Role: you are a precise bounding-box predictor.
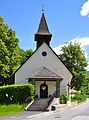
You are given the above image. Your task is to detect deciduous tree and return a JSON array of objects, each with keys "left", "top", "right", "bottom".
[
  {"left": 0, "top": 16, "right": 21, "bottom": 85},
  {"left": 19, "top": 48, "right": 33, "bottom": 65},
  {"left": 59, "top": 42, "right": 88, "bottom": 90}
]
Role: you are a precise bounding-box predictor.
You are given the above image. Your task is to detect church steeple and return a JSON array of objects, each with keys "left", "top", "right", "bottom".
[{"left": 35, "top": 9, "right": 52, "bottom": 49}]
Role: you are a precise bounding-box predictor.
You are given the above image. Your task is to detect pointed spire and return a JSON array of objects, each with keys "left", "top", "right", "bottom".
[
  {"left": 37, "top": 12, "right": 51, "bottom": 35},
  {"left": 34, "top": 4, "right": 52, "bottom": 49}
]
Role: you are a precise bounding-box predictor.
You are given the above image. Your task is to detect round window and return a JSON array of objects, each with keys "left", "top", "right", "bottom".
[{"left": 42, "top": 51, "right": 47, "bottom": 57}]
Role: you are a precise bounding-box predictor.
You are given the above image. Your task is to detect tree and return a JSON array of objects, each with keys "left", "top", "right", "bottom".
[
  {"left": 81, "top": 74, "right": 89, "bottom": 96},
  {"left": 19, "top": 48, "right": 33, "bottom": 65},
  {"left": 59, "top": 42, "right": 88, "bottom": 90},
  {"left": 0, "top": 16, "right": 21, "bottom": 85}
]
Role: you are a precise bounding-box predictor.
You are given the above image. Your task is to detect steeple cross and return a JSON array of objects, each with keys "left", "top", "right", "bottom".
[{"left": 42, "top": 0, "right": 44, "bottom": 13}]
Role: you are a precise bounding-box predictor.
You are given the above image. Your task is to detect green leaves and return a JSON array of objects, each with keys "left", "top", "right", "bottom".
[
  {"left": 0, "top": 16, "right": 4, "bottom": 23},
  {"left": 0, "top": 84, "right": 34, "bottom": 104},
  {"left": 19, "top": 48, "right": 33, "bottom": 65},
  {"left": 0, "top": 16, "right": 33, "bottom": 85},
  {"left": 59, "top": 42, "right": 88, "bottom": 90},
  {"left": 0, "top": 16, "right": 21, "bottom": 85}
]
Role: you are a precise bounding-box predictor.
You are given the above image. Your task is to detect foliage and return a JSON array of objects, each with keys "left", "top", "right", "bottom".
[
  {"left": 19, "top": 48, "right": 33, "bottom": 65},
  {"left": 0, "top": 16, "right": 33, "bottom": 85},
  {"left": 60, "top": 90, "right": 68, "bottom": 104},
  {"left": 0, "top": 104, "right": 24, "bottom": 116},
  {"left": 80, "top": 76, "right": 89, "bottom": 97},
  {"left": 0, "top": 84, "right": 34, "bottom": 104},
  {"left": 72, "top": 91, "right": 86, "bottom": 103},
  {"left": 0, "top": 16, "right": 21, "bottom": 85},
  {"left": 59, "top": 42, "right": 88, "bottom": 90}
]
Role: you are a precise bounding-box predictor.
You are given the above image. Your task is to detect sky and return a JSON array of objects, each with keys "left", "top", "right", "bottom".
[{"left": 0, "top": 0, "right": 89, "bottom": 70}]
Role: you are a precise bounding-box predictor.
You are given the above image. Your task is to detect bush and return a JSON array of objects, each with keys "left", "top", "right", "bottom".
[
  {"left": 60, "top": 90, "right": 68, "bottom": 104},
  {"left": 81, "top": 86, "right": 89, "bottom": 98},
  {"left": 0, "top": 84, "right": 34, "bottom": 104},
  {"left": 72, "top": 91, "right": 86, "bottom": 103}
]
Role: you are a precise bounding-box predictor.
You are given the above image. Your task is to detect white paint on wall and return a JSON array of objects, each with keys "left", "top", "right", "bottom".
[{"left": 15, "top": 43, "right": 73, "bottom": 91}]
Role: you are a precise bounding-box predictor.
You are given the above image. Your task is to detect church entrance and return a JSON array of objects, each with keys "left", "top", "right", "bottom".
[{"left": 40, "top": 82, "right": 48, "bottom": 98}]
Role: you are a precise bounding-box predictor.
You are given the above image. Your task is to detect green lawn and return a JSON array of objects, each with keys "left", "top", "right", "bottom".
[{"left": 0, "top": 104, "right": 25, "bottom": 117}]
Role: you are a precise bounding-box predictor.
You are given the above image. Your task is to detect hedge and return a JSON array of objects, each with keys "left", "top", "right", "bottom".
[{"left": 0, "top": 84, "right": 34, "bottom": 104}]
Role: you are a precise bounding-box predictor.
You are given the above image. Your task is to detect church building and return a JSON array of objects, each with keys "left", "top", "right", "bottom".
[{"left": 15, "top": 10, "right": 73, "bottom": 110}]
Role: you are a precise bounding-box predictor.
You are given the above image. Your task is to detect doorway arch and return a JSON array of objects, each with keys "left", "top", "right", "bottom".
[{"left": 40, "top": 82, "right": 48, "bottom": 98}]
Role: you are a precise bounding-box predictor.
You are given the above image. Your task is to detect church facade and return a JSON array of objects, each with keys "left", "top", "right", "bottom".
[{"left": 15, "top": 11, "right": 73, "bottom": 101}]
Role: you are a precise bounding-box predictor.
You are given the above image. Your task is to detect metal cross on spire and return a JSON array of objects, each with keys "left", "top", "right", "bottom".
[{"left": 42, "top": 0, "right": 44, "bottom": 13}]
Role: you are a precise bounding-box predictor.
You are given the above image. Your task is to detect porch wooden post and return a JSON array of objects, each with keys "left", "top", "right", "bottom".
[
  {"left": 56, "top": 80, "right": 60, "bottom": 98},
  {"left": 31, "top": 79, "right": 36, "bottom": 95}
]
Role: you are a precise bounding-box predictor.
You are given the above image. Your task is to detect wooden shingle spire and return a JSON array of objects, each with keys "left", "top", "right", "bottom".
[{"left": 35, "top": 5, "right": 52, "bottom": 49}]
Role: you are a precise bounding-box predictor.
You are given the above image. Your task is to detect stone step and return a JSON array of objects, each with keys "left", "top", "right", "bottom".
[{"left": 26, "top": 98, "right": 49, "bottom": 111}]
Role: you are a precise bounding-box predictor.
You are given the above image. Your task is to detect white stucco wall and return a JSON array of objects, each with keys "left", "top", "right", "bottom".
[{"left": 15, "top": 43, "right": 73, "bottom": 91}]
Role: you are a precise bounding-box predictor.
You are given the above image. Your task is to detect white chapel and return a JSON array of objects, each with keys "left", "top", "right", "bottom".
[{"left": 15, "top": 10, "right": 73, "bottom": 111}]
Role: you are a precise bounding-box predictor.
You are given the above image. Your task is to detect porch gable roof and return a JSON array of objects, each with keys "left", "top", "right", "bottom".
[{"left": 29, "top": 67, "right": 63, "bottom": 80}]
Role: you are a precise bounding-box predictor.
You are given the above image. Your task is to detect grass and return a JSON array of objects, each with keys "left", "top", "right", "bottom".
[{"left": 0, "top": 104, "right": 25, "bottom": 117}]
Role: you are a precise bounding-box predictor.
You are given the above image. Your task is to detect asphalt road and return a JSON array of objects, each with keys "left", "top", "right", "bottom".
[{"left": 0, "top": 99, "right": 89, "bottom": 120}]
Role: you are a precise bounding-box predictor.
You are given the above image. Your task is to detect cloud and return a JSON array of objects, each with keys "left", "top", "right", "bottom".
[
  {"left": 53, "top": 44, "right": 64, "bottom": 55},
  {"left": 66, "top": 37, "right": 89, "bottom": 47},
  {"left": 54, "top": 37, "right": 89, "bottom": 55},
  {"left": 80, "top": 0, "right": 89, "bottom": 16},
  {"left": 53, "top": 37, "right": 89, "bottom": 71}
]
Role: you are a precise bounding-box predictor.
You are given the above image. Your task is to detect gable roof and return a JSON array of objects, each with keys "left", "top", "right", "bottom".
[
  {"left": 14, "top": 42, "right": 74, "bottom": 79},
  {"left": 29, "top": 67, "right": 63, "bottom": 80}
]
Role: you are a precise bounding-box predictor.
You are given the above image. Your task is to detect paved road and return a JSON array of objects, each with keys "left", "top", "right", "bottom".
[{"left": 0, "top": 99, "right": 89, "bottom": 120}]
